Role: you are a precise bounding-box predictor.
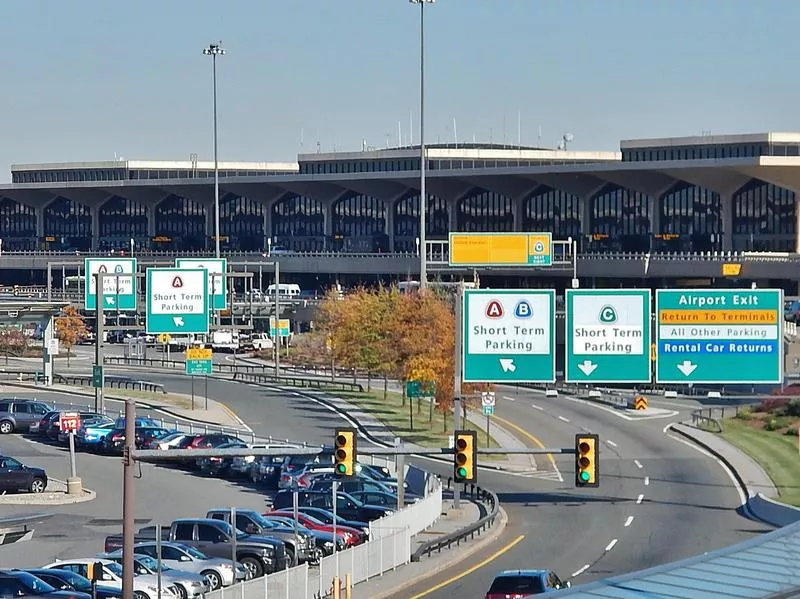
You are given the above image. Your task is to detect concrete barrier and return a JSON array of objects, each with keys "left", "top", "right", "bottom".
[{"left": 747, "top": 493, "right": 800, "bottom": 527}]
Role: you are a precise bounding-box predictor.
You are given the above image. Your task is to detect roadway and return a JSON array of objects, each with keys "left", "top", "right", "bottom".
[{"left": 400, "top": 388, "right": 773, "bottom": 598}]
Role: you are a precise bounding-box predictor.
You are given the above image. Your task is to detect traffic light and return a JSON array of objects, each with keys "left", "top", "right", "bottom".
[
  {"left": 453, "top": 430, "right": 477, "bottom": 483},
  {"left": 334, "top": 428, "right": 357, "bottom": 477},
  {"left": 575, "top": 434, "right": 599, "bottom": 487}
]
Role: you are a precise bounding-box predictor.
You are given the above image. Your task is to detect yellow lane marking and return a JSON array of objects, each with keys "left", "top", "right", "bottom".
[
  {"left": 492, "top": 414, "right": 558, "bottom": 468},
  {"left": 407, "top": 534, "right": 526, "bottom": 599}
]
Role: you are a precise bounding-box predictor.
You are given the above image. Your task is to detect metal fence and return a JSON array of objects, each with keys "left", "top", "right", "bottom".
[
  {"left": 203, "top": 563, "right": 311, "bottom": 599},
  {"left": 370, "top": 475, "right": 442, "bottom": 539}
]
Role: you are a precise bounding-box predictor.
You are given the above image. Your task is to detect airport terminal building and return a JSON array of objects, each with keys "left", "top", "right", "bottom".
[{"left": 2, "top": 132, "right": 799, "bottom": 258}]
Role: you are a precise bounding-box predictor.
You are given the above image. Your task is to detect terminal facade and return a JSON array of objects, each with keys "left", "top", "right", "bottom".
[{"left": 1, "top": 132, "right": 799, "bottom": 258}]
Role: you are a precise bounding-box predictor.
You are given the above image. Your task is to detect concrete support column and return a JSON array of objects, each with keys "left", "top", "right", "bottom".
[
  {"left": 581, "top": 195, "right": 593, "bottom": 237},
  {"left": 513, "top": 196, "right": 526, "bottom": 231},
  {"left": 386, "top": 201, "right": 395, "bottom": 252},
  {"left": 650, "top": 195, "right": 661, "bottom": 237},
  {"left": 323, "top": 200, "right": 334, "bottom": 251},
  {"left": 448, "top": 199, "right": 459, "bottom": 233},
  {"left": 720, "top": 193, "right": 733, "bottom": 252},
  {"left": 36, "top": 209, "right": 45, "bottom": 240},
  {"left": 205, "top": 207, "right": 214, "bottom": 251},
  {"left": 147, "top": 208, "right": 156, "bottom": 239},
  {"left": 91, "top": 207, "right": 100, "bottom": 251},
  {"left": 263, "top": 206, "right": 272, "bottom": 250}
]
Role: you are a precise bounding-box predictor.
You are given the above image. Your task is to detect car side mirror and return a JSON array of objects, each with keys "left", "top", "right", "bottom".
[{"left": 180, "top": 555, "right": 191, "bottom": 562}]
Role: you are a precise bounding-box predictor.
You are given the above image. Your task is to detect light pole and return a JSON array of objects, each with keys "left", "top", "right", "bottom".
[
  {"left": 203, "top": 41, "right": 225, "bottom": 259},
  {"left": 410, "top": 0, "right": 434, "bottom": 290}
]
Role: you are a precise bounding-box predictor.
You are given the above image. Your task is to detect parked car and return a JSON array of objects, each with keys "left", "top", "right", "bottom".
[
  {"left": 0, "top": 455, "right": 47, "bottom": 493},
  {"left": 30, "top": 411, "right": 59, "bottom": 435},
  {"left": 41, "top": 559, "right": 180, "bottom": 599},
  {"left": 265, "top": 510, "right": 364, "bottom": 546},
  {"left": 76, "top": 422, "right": 115, "bottom": 450},
  {"left": 198, "top": 441, "right": 248, "bottom": 477},
  {"left": 274, "top": 507, "right": 370, "bottom": 539},
  {"left": 260, "top": 515, "right": 341, "bottom": 555},
  {"left": 147, "top": 432, "right": 191, "bottom": 450},
  {"left": 271, "top": 489, "right": 392, "bottom": 522},
  {"left": 98, "top": 551, "right": 209, "bottom": 599},
  {"left": 57, "top": 413, "right": 112, "bottom": 444},
  {"left": 24, "top": 569, "right": 120, "bottom": 599},
  {"left": 0, "top": 399, "right": 53, "bottom": 434},
  {"left": 485, "top": 569, "right": 570, "bottom": 598},
  {"left": 130, "top": 542, "right": 246, "bottom": 590},
  {"left": 0, "top": 569, "right": 89, "bottom": 599}
]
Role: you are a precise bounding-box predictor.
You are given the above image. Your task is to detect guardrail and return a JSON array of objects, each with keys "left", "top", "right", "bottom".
[
  {"left": 102, "top": 357, "right": 364, "bottom": 392},
  {"left": 411, "top": 480, "right": 499, "bottom": 562},
  {"left": 57, "top": 373, "right": 167, "bottom": 394}
]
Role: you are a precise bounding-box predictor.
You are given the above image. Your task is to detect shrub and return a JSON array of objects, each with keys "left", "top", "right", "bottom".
[
  {"left": 765, "top": 419, "right": 781, "bottom": 431},
  {"left": 735, "top": 407, "right": 752, "bottom": 420},
  {"left": 756, "top": 397, "right": 789, "bottom": 414},
  {"left": 788, "top": 398, "right": 800, "bottom": 418},
  {"left": 784, "top": 427, "right": 798, "bottom": 437}
]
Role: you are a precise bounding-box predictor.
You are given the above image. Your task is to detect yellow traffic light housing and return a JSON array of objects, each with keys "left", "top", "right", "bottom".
[
  {"left": 454, "top": 430, "right": 477, "bottom": 483},
  {"left": 334, "top": 428, "right": 357, "bottom": 477},
  {"left": 575, "top": 434, "right": 599, "bottom": 487}
]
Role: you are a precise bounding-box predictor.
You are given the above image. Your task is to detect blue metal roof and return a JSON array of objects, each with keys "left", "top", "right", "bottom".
[{"left": 545, "top": 520, "right": 800, "bottom": 598}]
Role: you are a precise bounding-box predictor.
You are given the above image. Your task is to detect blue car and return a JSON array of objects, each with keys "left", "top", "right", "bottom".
[
  {"left": 76, "top": 421, "right": 115, "bottom": 450},
  {"left": 485, "top": 570, "right": 570, "bottom": 598}
]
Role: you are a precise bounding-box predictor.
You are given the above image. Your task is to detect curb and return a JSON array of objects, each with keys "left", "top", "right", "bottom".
[
  {"left": 668, "top": 423, "right": 772, "bottom": 525},
  {"left": 0, "top": 478, "right": 96, "bottom": 506},
  {"left": 369, "top": 505, "right": 509, "bottom": 599}
]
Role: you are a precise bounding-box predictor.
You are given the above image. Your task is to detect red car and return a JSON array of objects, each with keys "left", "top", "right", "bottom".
[{"left": 264, "top": 510, "right": 363, "bottom": 547}]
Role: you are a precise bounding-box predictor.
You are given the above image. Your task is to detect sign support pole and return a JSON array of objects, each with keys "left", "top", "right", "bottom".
[
  {"left": 191, "top": 377, "right": 195, "bottom": 410},
  {"left": 95, "top": 272, "right": 105, "bottom": 413},
  {"left": 274, "top": 261, "right": 280, "bottom": 378},
  {"left": 453, "top": 282, "right": 464, "bottom": 510},
  {"left": 68, "top": 432, "right": 77, "bottom": 479},
  {"left": 204, "top": 375, "right": 209, "bottom": 410}
]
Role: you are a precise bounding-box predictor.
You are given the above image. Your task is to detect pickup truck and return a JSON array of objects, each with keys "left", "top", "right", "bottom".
[
  {"left": 249, "top": 333, "right": 274, "bottom": 351},
  {"left": 104, "top": 518, "right": 287, "bottom": 578},
  {"left": 206, "top": 509, "right": 320, "bottom": 565}
]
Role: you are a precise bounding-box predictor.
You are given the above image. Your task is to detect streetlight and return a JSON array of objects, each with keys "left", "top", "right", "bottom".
[
  {"left": 202, "top": 41, "right": 226, "bottom": 259},
  {"left": 410, "top": 0, "right": 434, "bottom": 290}
]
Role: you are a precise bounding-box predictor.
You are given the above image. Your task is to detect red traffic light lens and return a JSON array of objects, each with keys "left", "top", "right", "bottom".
[
  {"left": 455, "top": 438, "right": 468, "bottom": 451},
  {"left": 336, "top": 434, "right": 348, "bottom": 447},
  {"left": 578, "top": 441, "right": 591, "bottom": 454}
]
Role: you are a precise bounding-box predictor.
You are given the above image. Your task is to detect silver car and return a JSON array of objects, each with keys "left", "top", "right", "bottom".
[
  {"left": 100, "top": 552, "right": 209, "bottom": 599},
  {"left": 133, "top": 541, "right": 246, "bottom": 590}
]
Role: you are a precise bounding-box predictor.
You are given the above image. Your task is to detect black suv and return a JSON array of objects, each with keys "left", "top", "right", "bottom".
[{"left": 271, "top": 490, "right": 392, "bottom": 522}]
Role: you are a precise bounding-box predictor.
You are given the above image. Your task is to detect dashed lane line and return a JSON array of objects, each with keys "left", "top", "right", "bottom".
[
  {"left": 636, "top": 494, "right": 644, "bottom": 504},
  {"left": 605, "top": 539, "right": 618, "bottom": 552},
  {"left": 624, "top": 516, "right": 634, "bottom": 527},
  {"left": 634, "top": 460, "right": 643, "bottom": 469},
  {"left": 571, "top": 564, "right": 591, "bottom": 578},
  {"left": 606, "top": 440, "right": 617, "bottom": 447},
  {"left": 531, "top": 404, "right": 544, "bottom": 411},
  {"left": 644, "top": 476, "right": 650, "bottom": 486},
  {"left": 557, "top": 416, "right": 570, "bottom": 423},
  {"left": 503, "top": 396, "right": 516, "bottom": 402}
]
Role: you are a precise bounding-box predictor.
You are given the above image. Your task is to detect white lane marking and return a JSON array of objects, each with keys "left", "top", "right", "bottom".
[
  {"left": 558, "top": 416, "right": 570, "bottom": 423},
  {"left": 503, "top": 396, "right": 516, "bottom": 402},
  {"left": 606, "top": 440, "right": 617, "bottom": 447},
  {"left": 571, "top": 564, "right": 591, "bottom": 578},
  {"left": 605, "top": 539, "right": 618, "bottom": 552},
  {"left": 636, "top": 494, "right": 644, "bottom": 504},
  {"left": 666, "top": 433, "right": 747, "bottom": 506},
  {"left": 634, "top": 460, "right": 643, "bottom": 469},
  {"left": 644, "top": 476, "right": 650, "bottom": 486},
  {"left": 663, "top": 422, "right": 676, "bottom": 434},
  {"left": 531, "top": 404, "right": 544, "bottom": 411},
  {"left": 624, "top": 516, "right": 634, "bottom": 527},
  {"left": 562, "top": 395, "right": 680, "bottom": 421}
]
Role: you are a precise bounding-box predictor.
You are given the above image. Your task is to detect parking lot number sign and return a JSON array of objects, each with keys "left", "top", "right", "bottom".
[
  {"left": 176, "top": 258, "right": 227, "bottom": 310},
  {"left": 59, "top": 412, "right": 80, "bottom": 433},
  {"left": 463, "top": 289, "right": 555, "bottom": 383},
  {"left": 146, "top": 268, "right": 209, "bottom": 335},
  {"left": 655, "top": 289, "right": 782, "bottom": 384},
  {"left": 565, "top": 289, "right": 651, "bottom": 383},
  {"left": 84, "top": 258, "right": 137, "bottom": 310}
]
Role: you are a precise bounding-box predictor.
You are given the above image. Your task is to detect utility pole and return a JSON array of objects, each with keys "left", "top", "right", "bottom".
[
  {"left": 121, "top": 399, "right": 136, "bottom": 599},
  {"left": 203, "top": 41, "right": 225, "bottom": 259},
  {"left": 94, "top": 272, "right": 105, "bottom": 413}
]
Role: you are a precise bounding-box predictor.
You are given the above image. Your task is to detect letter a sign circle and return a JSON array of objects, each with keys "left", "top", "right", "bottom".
[
  {"left": 485, "top": 300, "right": 504, "bottom": 319},
  {"left": 98, "top": 265, "right": 107, "bottom": 273},
  {"left": 172, "top": 276, "right": 183, "bottom": 288}
]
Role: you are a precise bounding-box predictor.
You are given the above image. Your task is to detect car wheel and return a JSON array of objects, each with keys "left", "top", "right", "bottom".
[
  {"left": 29, "top": 478, "right": 46, "bottom": 493},
  {"left": 201, "top": 570, "right": 223, "bottom": 590},
  {"left": 0, "top": 420, "right": 13, "bottom": 434},
  {"left": 133, "top": 592, "right": 149, "bottom": 599},
  {"left": 240, "top": 556, "right": 263, "bottom": 578},
  {"left": 285, "top": 546, "right": 296, "bottom": 567},
  {"left": 174, "top": 584, "right": 188, "bottom": 599}
]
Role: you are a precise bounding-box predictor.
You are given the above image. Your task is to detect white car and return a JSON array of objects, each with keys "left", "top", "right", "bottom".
[
  {"left": 132, "top": 541, "right": 247, "bottom": 589},
  {"left": 42, "top": 558, "right": 181, "bottom": 599}
]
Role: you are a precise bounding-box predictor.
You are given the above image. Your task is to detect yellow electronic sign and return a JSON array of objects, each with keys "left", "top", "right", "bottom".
[
  {"left": 186, "top": 347, "right": 213, "bottom": 360},
  {"left": 448, "top": 232, "right": 553, "bottom": 267}
]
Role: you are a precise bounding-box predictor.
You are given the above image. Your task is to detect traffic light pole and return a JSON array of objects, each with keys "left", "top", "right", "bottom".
[{"left": 453, "top": 284, "right": 464, "bottom": 509}]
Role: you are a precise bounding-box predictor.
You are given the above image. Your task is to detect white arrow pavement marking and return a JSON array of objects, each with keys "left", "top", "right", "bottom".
[
  {"left": 105, "top": 297, "right": 115, "bottom": 305},
  {"left": 173, "top": 317, "right": 185, "bottom": 326},
  {"left": 676, "top": 360, "right": 697, "bottom": 376},
  {"left": 499, "top": 358, "right": 516, "bottom": 372},
  {"left": 577, "top": 360, "right": 598, "bottom": 376}
]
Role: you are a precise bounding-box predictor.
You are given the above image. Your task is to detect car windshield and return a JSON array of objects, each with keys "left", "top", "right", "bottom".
[
  {"left": 159, "top": 433, "right": 185, "bottom": 443},
  {"left": 105, "top": 562, "right": 124, "bottom": 577},
  {"left": 136, "top": 555, "right": 169, "bottom": 571},
  {"left": 16, "top": 572, "right": 57, "bottom": 593},
  {"left": 248, "top": 513, "right": 277, "bottom": 529},
  {"left": 488, "top": 575, "right": 545, "bottom": 594},
  {"left": 46, "top": 570, "right": 91, "bottom": 592},
  {"left": 183, "top": 546, "right": 207, "bottom": 559}
]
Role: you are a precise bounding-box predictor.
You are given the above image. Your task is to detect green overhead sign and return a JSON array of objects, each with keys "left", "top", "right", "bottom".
[
  {"left": 146, "top": 268, "right": 210, "bottom": 335},
  {"left": 565, "top": 289, "right": 652, "bottom": 383},
  {"left": 462, "top": 289, "right": 555, "bottom": 383},
  {"left": 84, "top": 258, "right": 137, "bottom": 310},
  {"left": 655, "top": 289, "right": 782, "bottom": 384}
]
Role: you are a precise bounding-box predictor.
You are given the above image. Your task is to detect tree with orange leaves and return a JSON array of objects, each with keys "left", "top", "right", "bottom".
[{"left": 55, "top": 305, "right": 87, "bottom": 366}]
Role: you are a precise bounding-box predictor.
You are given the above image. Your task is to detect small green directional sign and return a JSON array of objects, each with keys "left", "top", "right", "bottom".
[
  {"left": 565, "top": 289, "right": 652, "bottom": 383},
  {"left": 176, "top": 258, "right": 227, "bottom": 310},
  {"left": 655, "top": 289, "right": 782, "bottom": 384},
  {"left": 84, "top": 258, "right": 137, "bottom": 310},
  {"left": 463, "top": 289, "right": 555, "bottom": 383}
]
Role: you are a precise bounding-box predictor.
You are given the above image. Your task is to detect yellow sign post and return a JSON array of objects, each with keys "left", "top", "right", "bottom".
[{"left": 448, "top": 232, "right": 553, "bottom": 267}]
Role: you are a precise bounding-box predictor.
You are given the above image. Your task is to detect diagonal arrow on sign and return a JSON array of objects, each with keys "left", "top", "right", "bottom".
[
  {"left": 499, "top": 358, "right": 516, "bottom": 373},
  {"left": 577, "top": 360, "right": 598, "bottom": 376},
  {"left": 105, "top": 296, "right": 115, "bottom": 306},
  {"left": 173, "top": 317, "right": 185, "bottom": 327}
]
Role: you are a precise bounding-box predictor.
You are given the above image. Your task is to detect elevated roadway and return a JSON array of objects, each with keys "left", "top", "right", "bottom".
[{"left": 0, "top": 250, "right": 798, "bottom": 280}]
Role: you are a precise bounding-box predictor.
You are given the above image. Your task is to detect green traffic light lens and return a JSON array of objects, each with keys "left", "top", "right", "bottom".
[
  {"left": 457, "top": 467, "right": 468, "bottom": 478},
  {"left": 579, "top": 471, "right": 591, "bottom": 482},
  {"left": 336, "top": 464, "right": 347, "bottom": 474}
]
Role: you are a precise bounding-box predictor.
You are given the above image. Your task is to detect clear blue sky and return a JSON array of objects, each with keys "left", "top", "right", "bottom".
[{"left": 1, "top": 0, "right": 799, "bottom": 181}]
